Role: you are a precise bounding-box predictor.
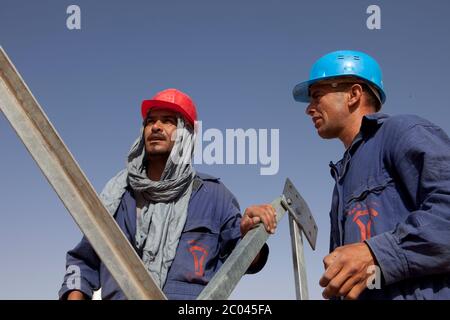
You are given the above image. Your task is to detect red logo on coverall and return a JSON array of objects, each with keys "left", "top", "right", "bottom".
[
  {"left": 347, "top": 202, "right": 379, "bottom": 241},
  {"left": 188, "top": 240, "right": 208, "bottom": 277}
]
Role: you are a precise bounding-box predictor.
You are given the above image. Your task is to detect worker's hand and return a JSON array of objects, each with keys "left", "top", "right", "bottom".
[
  {"left": 67, "top": 290, "right": 87, "bottom": 300},
  {"left": 319, "top": 242, "right": 377, "bottom": 300},
  {"left": 240, "top": 204, "right": 277, "bottom": 236}
]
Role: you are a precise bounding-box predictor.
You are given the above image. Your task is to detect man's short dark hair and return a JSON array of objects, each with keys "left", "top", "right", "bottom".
[{"left": 361, "top": 83, "right": 381, "bottom": 112}]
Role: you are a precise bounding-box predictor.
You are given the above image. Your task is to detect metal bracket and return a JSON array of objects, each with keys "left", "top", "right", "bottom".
[
  {"left": 197, "top": 195, "right": 287, "bottom": 300},
  {"left": 282, "top": 178, "right": 318, "bottom": 250},
  {"left": 198, "top": 178, "right": 318, "bottom": 300},
  {"left": 282, "top": 179, "right": 318, "bottom": 299}
]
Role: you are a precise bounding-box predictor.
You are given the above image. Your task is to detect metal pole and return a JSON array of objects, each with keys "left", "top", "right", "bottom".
[
  {"left": 288, "top": 215, "right": 309, "bottom": 300},
  {"left": 282, "top": 178, "right": 317, "bottom": 300},
  {"left": 0, "top": 47, "right": 166, "bottom": 300}
]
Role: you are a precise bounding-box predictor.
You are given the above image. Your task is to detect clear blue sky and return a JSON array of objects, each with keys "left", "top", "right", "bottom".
[{"left": 1, "top": 0, "right": 450, "bottom": 299}]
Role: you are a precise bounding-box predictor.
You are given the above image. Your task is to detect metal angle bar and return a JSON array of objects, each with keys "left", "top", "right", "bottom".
[
  {"left": 197, "top": 196, "right": 287, "bottom": 300},
  {"left": 0, "top": 47, "right": 166, "bottom": 300},
  {"left": 288, "top": 215, "right": 309, "bottom": 300}
]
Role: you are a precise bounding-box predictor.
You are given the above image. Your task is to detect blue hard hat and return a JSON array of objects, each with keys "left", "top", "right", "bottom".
[{"left": 293, "top": 50, "right": 386, "bottom": 104}]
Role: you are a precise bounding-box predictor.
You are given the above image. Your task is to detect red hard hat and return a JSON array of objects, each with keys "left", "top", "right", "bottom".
[{"left": 141, "top": 88, "right": 198, "bottom": 127}]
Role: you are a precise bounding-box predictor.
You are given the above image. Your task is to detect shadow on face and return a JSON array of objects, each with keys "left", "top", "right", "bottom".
[
  {"left": 143, "top": 109, "right": 179, "bottom": 158},
  {"left": 306, "top": 83, "right": 349, "bottom": 139}
]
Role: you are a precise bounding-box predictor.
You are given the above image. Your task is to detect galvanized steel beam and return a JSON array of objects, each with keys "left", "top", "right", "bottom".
[{"left": 0, "top": 47, "right": 166, "bottom": 300}]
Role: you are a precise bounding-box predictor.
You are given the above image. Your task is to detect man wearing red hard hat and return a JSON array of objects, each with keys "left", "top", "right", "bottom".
[{"left": 59, "top": 88, "right": 276, "bottom": 300}]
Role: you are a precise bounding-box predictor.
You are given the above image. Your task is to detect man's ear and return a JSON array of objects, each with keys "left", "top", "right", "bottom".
[{"left": 348, "top": 84, "right": 363, "bottom": 108}]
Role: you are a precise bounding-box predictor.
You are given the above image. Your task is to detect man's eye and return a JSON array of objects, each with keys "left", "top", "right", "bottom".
[
  {"left": 165, "top": 118, "right": 177, "bottom": 124},
  {"left": 312, "top": 93, "right": 321, "bottom": 100}
]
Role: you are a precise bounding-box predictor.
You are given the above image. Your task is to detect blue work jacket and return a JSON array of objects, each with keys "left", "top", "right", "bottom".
[
  {"left": 329, "top": 113, "right": 450, "bottom": 299},
  {"left": 59, "top": 172, "right": 268, "bottom": 300}
]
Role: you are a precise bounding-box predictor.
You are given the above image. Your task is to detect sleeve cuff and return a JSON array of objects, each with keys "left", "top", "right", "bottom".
[
  {"left": 58, "top": 278, "right": 94, "bottom": 300},
  {"left": 365, "top": 232, "right": 410, "bottom": 285}
]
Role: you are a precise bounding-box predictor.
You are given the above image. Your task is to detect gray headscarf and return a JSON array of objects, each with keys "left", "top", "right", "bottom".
[
  {"left": 100, "top": 117, "right": 196, "bottom": 289},
  {"left": 128, "top": 117, "right": 195, "bottom": 288}
]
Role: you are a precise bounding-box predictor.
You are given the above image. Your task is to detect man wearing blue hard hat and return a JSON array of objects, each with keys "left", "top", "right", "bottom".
[{"left": 293, "top": 50, "right": 450, "bottom": 300}]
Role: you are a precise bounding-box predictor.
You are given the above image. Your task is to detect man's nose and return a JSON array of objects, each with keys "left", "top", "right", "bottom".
[
  {"left": 305, "top": 103, "right": 314, "bottom": 116},
  {"left": 151, "top": 120, "right": 163, "bottom": 132}
]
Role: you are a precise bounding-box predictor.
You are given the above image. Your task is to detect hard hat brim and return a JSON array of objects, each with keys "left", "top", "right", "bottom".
[
  {"left": 141, "top": 99, "right": 195, "bottom": 126},
  {"left": 292, "top": 79, "right": 315, "bottom": 103},
  {"left": 293, "top": 77, "right": 339, "bottom": 103},
  {"left": 293, "top": 76, "right": 386, "bottom": 104}
]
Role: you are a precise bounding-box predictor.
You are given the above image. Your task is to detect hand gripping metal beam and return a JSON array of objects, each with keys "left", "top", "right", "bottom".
[{"left": 198, "top": 178, "right": 318, "bottom": 300}]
